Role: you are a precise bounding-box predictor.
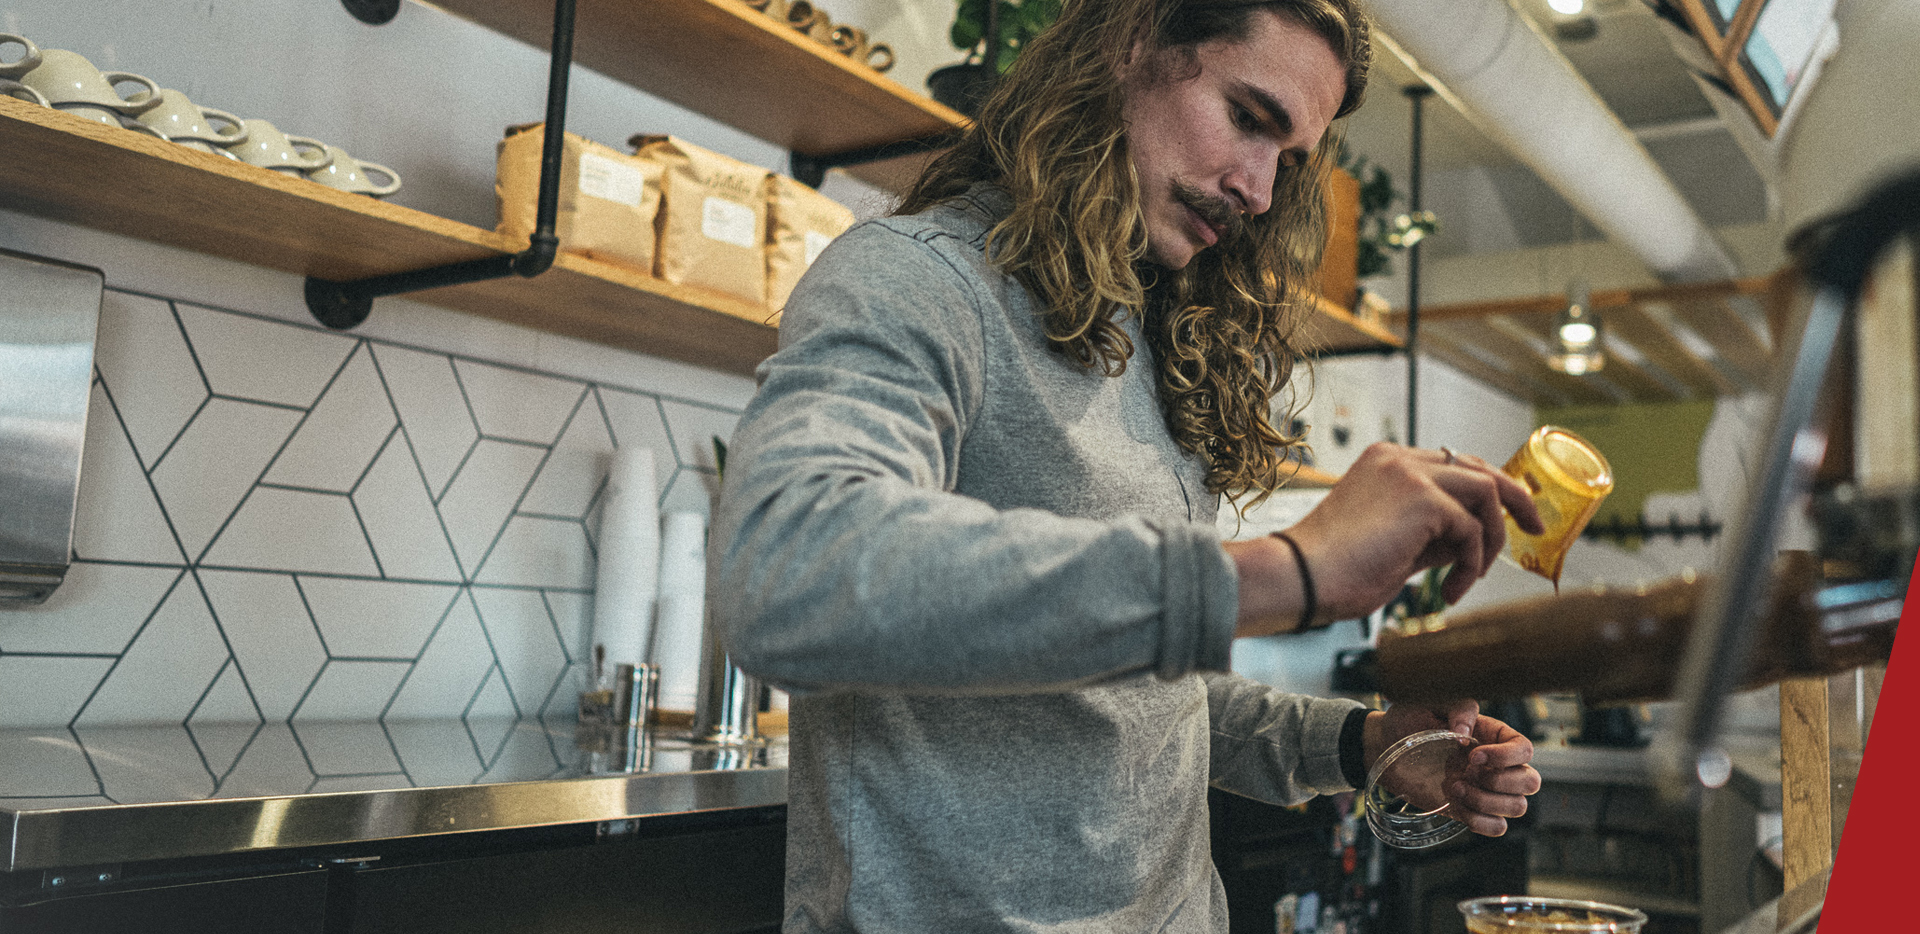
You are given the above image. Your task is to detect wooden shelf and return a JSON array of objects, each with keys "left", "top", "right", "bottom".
[
  {"left": 0, "top": 91, "right": 1395, "bottom": 377},
  {"left": 430, "top": 0, "right": 966, "bottom": 191},
  {"left": 1300, "top": 293, "right": 1404, "bottom": 355},
  {"left": 0, "top": 97, "right": 776, "bottom": 375}
]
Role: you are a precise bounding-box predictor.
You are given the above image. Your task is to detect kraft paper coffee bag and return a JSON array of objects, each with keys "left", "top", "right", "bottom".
[
  {"left": 765, "top": 174, "right": 856, "bottom": 317},
  {"left": 630, "top": 134, "right": 770, "bottom": 307},
  {"left": 496, "top": 123, "right": 661, "bottom": 276}
]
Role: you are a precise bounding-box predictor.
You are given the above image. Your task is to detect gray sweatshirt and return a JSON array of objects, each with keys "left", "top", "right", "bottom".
[{"left": 709, "top": 186, "right": 1363, "bottom": 933}]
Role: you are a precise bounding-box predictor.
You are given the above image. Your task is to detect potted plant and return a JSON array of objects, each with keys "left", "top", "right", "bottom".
[
  {"left": 1338, "top": 145, "right": 1437, "bottom": 282},
  {"left": 927, "top": 0, "right": 1062, "bottom": 116}
]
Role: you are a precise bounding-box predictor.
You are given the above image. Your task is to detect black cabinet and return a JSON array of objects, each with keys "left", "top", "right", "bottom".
[{"left": 0, "top": 808, "right": 786, "bottom": 934}]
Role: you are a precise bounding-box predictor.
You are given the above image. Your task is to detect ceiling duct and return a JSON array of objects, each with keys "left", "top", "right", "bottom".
[{"left": 1365, "top": 0, "right": 1740, "bottom": 283}]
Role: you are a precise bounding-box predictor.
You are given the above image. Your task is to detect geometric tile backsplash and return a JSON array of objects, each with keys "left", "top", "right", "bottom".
[{"left": 0, "top": 287, "right": 741, "bottom": 730}]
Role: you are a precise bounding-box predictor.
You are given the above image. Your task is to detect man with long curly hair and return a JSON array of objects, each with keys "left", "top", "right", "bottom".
[{"left": 710, "top": 0, "right": 1545, "bottom": 930}]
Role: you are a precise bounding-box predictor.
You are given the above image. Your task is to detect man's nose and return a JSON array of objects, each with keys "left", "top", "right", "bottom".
[{"left": 1227, "top": 153, "right": 1276, "bottom": 216}]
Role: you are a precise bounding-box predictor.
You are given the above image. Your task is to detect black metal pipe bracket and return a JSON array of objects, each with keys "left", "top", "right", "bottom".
[
  {"left": 788, "top": 132, "right": 957, "bottom": 190},
  {"left": 309, "top": 0, "right": 575, "bottom": 330}
]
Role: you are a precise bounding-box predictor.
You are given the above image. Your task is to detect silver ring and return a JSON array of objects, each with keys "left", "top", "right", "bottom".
[{"left": 1441, "top": 446, "right": 1457, "bottom": 466}]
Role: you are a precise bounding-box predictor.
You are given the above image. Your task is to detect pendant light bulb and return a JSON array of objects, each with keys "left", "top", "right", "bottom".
[
  {"left": 1549, "top": 281, "right": 1605, "bottom": 374},
  {"left": 1548, "top": 0, "right": 1585, "bottom": 15}
]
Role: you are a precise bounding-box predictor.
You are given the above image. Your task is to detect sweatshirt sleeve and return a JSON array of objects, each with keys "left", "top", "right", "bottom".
[
  {"left": 1202, "top": 671, "right": 1366, "bottom": 802},
  {"left": 707, "top": 221, "right": 1238, "bottom": 696}
]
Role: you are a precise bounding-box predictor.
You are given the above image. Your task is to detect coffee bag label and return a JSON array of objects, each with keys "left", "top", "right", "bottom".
[
  {"left": 578, "top": 151, "right": 647, "bottom": 207},
  {"left": 804, "top": 230, "right": 834, "bottom": 265},
  {"left": 701, "top": 196, "right": 758, "bottom": 249}
]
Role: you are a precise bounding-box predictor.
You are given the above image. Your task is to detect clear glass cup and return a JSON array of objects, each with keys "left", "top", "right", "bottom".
[
  {"left": 1458, "top": 896, "right": 1648, "bottom": 933},
  {"left": 1501, "top": 426, "right": 1613, "bottom": 588},
  {"left": 1362, "top": 728, "right": 1478, "bottom": 849}
]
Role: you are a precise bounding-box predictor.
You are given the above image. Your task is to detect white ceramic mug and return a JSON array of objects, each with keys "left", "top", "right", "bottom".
[
  {"left": 864, "top": 42, "right": 895, "bottom": 72},
  {"left": 1, "top": 77, "right": 50, "bottom": 106},
  {"left": 219, "top": 118, "right": 330, "bottom": 172},
  {"left": 134, "top": 89, "right": 247, "bottom": 146},
  {"left": 305, "top": 143, "right": 402, "bottom": 197},
  {"left": 17, "top": 48, "right": 159, "bottom": 113},
  {"left": 0, "top": 32, "right": 40, "bottom": 79}
]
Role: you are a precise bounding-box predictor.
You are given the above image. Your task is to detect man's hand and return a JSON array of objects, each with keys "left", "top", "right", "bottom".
[
  {"left": 1226, "top": 442, "right": 1544, "bottom": 637},
  {"left": 1363, "top": 700, "right": 1540, "bottom": 838}
]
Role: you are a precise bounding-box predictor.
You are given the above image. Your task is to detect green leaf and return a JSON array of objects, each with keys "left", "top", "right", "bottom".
[
  {"left": 712, "top": 436, "right": 729, "bottom": 481},
  {"left": 951, "top": 0, "right": 986, "bottom": 51}
]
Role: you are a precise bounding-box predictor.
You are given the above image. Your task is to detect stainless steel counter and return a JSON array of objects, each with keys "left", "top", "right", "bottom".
[{"left": 0, "top": 718, "right": 786, "bottom": 872}]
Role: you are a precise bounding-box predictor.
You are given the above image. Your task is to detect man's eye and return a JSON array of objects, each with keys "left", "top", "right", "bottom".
[{"left": 1232, "top": 104, "right": 1259, "bottom": 131}]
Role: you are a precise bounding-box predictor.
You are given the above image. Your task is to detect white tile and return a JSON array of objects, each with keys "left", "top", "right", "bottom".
[
  {"left": 211, "top": 724, "right": 314, "bottom": 799},
  {"left": 470, "top": 588, "right": 569, "bottom": 717},
  {"left": 453, "top": 358, "right": 589, "bottom": 446},
  {"left": 175, "top": 302, "right": 356, "bottom": 407},
  {"left": 294, "top": 660, "right": 411, "bottom": 722},
  {"left": 475, "top": 724, "right": 568, "bottom": 783},
  {"left": 299, "top": 577, "right": 460, "bottom": 659},
  {"left": 521, "top": 405, "right": 616, "bottom": 519},
  {"left": 289, "top": 721, "right": 402, "bottom": 775},
  {"left": 265, "top": 343, "right": 397, "bottom": 492},
  {"left": 474, "top": 516, "right": 593, "bottom": 590},
  {"left": 352, "top": 431, "right": 463, "bottom": 583},
  {"left": 659, "top": 465, "right": 718, "bottom": 517},
  {"left": 438, "top": 439, "right": 546, "bottom": 576},
  {"left": 0, "top": 731, "right": 99, "bottom": 796},
  {"left": 385, "top": 593, "right": 494, "bottom": 720},
  {"left": 466, "top": 680, "right": 516, "bottom": 752},
  {"left": 190, "top": 663, "right": 263, "bottom": 727},
  {"left": 197, "top": 569, "right": 326, "bottom": 722},
  {"left": 543, "top": 663, "right": 593, "bottom": 721},
  {"left": 188, "top": 719, "right": 263, "bottom": 781},
  {"left": 659, "top": 399, "right": 741, "bottom": 471},
  {"left": 151, "top": 398, "right": 303, "bottom": 559},
  {"left": 73, "top": 382, "right": 187, "bottom": 564},
  {"left": 75, "top": 582, "right": 230, "bottom": 727},
  {"left": 73, "top": 725, "right": 215, "bottom": 804},
  {"left": 93, "top": 291, "right": 207, "bottom": 468},
  {"left": 203, "top": 488, "right": 380, "bottom": 576},
  {"left": 596, "top": 387, "right": 675, "bottom": 489},
  {"left": 370, "top": 343, "right": 478, "bottom": 499},
  {"left": 309, "top": 774, "right": 409, "bottom": 793},
  {"left": 383, "top": 720, "right": 483, "bottom": 789},
  {"left": 0, "top": 657, "right": 113, "bottom": 729},
  {"left": 544, "top": 591, "right": 593, "bottom": 665},
  {"left": 0, "top": 563, "right": 183, "bottom": 655}
]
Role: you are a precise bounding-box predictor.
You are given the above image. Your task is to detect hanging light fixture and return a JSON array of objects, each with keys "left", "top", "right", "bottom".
[{"left": 1548, "top": 280, "right": 1605, "bottom": 375}]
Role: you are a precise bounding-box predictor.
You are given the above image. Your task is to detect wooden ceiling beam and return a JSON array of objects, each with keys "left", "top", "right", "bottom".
[
  {"left": 1664, "top": 296, "right": 1775, "bottom": 390},
  {"left": 1417, "top": 325, "right": 1569, "bottom": 407},
  {"left": 1395, "top": 273, "right": 1780, "bottom": 324},
  {"left": 1605, "top": 305, "right": 1745, "bottom": 397},
  {"left": 1500, "top": 313, "right": 1683, "bottom": 404},
  {"left": 1429, "top": 319, "right": 1614, "bottom": 405}
]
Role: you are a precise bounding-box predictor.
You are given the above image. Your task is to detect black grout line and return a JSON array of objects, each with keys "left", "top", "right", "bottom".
[
  {"left": 448, "top": 358, "right": 486, "bottom": 448},
  {"left": 166, "top": 299, "right": 216, "bottom": 408},
  {"left": 186, "top": 392, "right": 337, "bottom": 568},
  {"left": 63, "top": 724, "right": 109, "bottom": 799},
  {"left": 90, "top": 375, "right": 193, "bottom": 564},
  {"left": 464, "top": 592, "right": 523, "bottom": 718},
  {"left": 347, "top": 492, "right": 388, "bottom": 580},
  {"left": 350, "top": 422, "right": 404, "bottom": 498},
  {"left": 188, "top": 569, "right": 269, "bottom": 725},
  {"left": 208, "top": 720, "right": 268, "bottom": 793},
  {"left": 290, "top": 576, "right": 334, "bottom": 659},
  {"left": 376, "top": 586, "right": 468, "bottom": 722},
  {"left": 63, "top": 569, "right": 190, "bottom": 730},
  {"left": 1, "top": 651, "right": 121, "bottom": 659},
  {"left": 208, "top": 393, "right": 308, "bottom": 413},
  {"left": 145, "top": 392, "right": 212, "bottom": 478},
  {"left": 476, "top": 434, "right": 552, "bottom": 450}
]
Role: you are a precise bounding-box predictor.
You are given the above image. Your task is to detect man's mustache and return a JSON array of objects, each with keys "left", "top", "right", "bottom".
[{"left": 1172, "top": 182, "right": 1245, "bottom": 240}]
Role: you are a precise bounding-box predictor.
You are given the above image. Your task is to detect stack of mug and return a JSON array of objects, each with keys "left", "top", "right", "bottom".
[
  {"left": 1, "top": 31, "right": 402, "bottom": 198},
  {"left": 741, "top": 0, "right": 895, "bottom": 73}
]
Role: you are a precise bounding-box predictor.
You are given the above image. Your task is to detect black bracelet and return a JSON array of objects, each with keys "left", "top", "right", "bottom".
[{"left": 1269, "top": 531, "right": 1319, "bottom": 631}]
